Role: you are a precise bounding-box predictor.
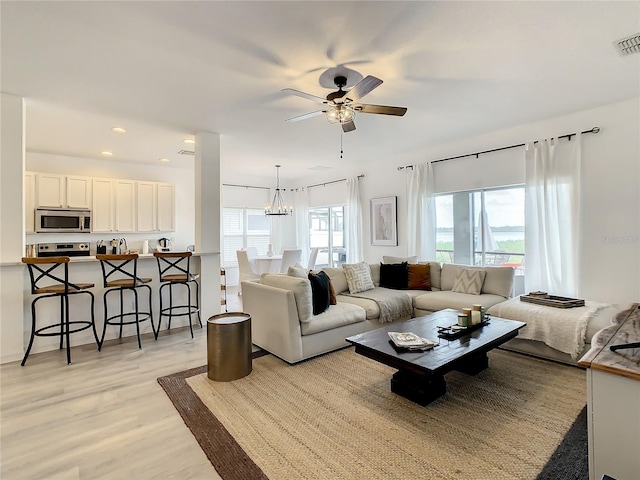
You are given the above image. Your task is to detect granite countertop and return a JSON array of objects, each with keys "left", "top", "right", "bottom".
[{"left": 578, "top": 303, "right": 640, "bottom": 381}]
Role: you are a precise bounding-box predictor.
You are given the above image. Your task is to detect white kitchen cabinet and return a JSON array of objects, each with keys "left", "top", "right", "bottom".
[
  {"left": 24, "top": 172, "right": 36, "bottom": 233},
  {"left": 92, "top": 178, "right": 114, "bottom": 233},
  {"left": 114, "top": 180, "right": 136, "bottom": 233},
  {"left": 65, "top": 176, "right": 91, "bottom": 208},
  {"left": 35, "top": 173, "right": 91, "bottom": 209},
  {"left": 36, "top": 173, "right": 65, "bottom": 208},
  {"left": 156, "top": 182, "right": 175, "bottom": 232},
  {"left": 136, "top": 181, "right": 156, "bottom": 232}
]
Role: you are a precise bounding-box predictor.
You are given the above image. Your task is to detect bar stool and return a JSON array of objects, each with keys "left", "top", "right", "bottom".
[
  {"left": 21, "top": 256, "right": 98, "bottom": 366},
  {"left": 154, "top": 251, "right": 201, "bottom": 338},
  {"left": 96, "top": 253, "right": 155, "bottom": 349}
]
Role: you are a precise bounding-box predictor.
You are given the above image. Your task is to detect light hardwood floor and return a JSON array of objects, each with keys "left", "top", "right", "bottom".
[{"left": 1, "top": 288, "right": 243, "bottom": 480}]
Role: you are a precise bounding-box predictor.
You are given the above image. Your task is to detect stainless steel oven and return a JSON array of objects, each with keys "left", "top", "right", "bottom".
[
  {"left": 35, "top": 208, "right": 91, "bottom": 233},
  {"left": 37, "top": 242, "right": 91, "bottom": 258}
]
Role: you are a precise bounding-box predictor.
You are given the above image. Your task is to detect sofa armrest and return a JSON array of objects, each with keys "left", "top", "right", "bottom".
[{"left": 241, "top": 281, "right": 304, "bottom": 363}]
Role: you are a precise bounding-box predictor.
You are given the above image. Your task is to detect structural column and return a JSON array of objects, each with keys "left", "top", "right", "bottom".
[
  {"left": 194, "top": 131, "right": 221, "bottom": 319},
  {"left": 0, "top": 92, "right": 27, "bottom": 363}
]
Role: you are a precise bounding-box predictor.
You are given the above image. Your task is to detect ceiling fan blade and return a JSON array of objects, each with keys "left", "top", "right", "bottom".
[
  {"left": 342, "top": 120, "right": 356, "bottom": 133},
  {"left": 354, "top": 104, "right": 407, "bottom": 116},
  {"left": 343, "top": 75, "right": 383, "bottom": 103},
  {"left": 285, "top": 110, "right": 325, "bottom": 123},
  {"left": 281, "top": 88, "right": 327, "bottom": 104}
]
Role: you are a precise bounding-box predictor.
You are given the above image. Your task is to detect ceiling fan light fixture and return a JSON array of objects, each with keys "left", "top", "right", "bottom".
[
  {"left": 265, "top": 165, "right": 293, "bottom": 216},
  {"left": 326, "top": 104, "right": 355, "bottom": 124}
]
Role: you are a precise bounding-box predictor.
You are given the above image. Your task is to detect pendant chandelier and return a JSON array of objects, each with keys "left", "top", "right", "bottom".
[{"left": 265, "top": 165, "right": 293, "bottom": 216}]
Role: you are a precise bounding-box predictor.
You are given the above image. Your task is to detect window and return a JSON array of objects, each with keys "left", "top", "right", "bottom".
[
  {"left": 222, "top": 208, "right": 271, "bottom": 266},
  {"left": 435, "top": 186, "right": 525, "bottom": 272},
  {"left": 309, "top": 205, "right": 346, "bottom": 268}
]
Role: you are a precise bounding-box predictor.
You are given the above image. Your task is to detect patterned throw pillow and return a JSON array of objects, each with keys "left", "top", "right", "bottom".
[
  {"left": 407, "top": 263, "right": 431, "bottom": 290},
  {"left": 451, "top": 268, "right": 487, "bottom": 295},
  {"left": 342, "top": 262, "right": 375, "bottom": 294}
]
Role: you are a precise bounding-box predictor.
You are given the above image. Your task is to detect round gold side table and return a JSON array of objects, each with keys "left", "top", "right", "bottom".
[{"left": 207, "top": 312, "right": 252, "bottom": 381}]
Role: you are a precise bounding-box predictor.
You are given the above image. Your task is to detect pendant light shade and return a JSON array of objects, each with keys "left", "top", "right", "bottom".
[{"left": 265, "top": 165, "right": 292, "bottom": 216}]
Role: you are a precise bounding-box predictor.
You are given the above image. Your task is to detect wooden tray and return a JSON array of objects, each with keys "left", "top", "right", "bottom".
[
  {"left": 520, "top": 294, "right": 585, "bottom": 308},
  {"left": 437, "top": 319, "right": 489, "bottom": 339}
]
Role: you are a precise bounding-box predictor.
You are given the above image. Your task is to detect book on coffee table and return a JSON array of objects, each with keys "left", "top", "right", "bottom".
[{"left": 388, "top": 332, "right": 438, "bottom": 351}]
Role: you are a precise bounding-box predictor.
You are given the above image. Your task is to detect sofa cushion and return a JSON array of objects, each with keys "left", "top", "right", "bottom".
[
  {"left": 369, "top": 263, "right": 381, "bottom": 286},
  {"left": 321, "top": 267, "right": 349, "bottom": 294},
  {"left": 337, "top": 294, "right": 380, "bottom": 320},
  {"left": 288, "top": 265, "right": 308, "bottom": 278},
  {"left": 260, "top": 274, "right": 313, "bottom": 323},
  {"left": 299, "top": 302, "right": 366, "bottom": 335},
  {"left": 408, "top": 263, "right": 431, "bottom": 290},
  {"left": 451, "top": 268, "right": 486, "bottom": 295},
  {"left": 383, "top": 255, "right": 418, "bottom": 264},
  {"left": 308, "top": 271, "right": 331, "bottom": 315},
  {"left": 379, "top": 262, "right": 408, "bottom": 289},
  {"left": 413, "top": 290, "right": 507, "bottom": 313},
  {"left": 328, "top": 277, "right": 337, "bottom": 305},
  {"left": 441, "top": 263, "right": 513, "bottom": 298},
  {"left": 343, "top": 262, "right": 375, "bottom": 294}
]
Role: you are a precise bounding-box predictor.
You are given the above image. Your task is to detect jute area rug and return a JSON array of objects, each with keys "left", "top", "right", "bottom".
[{"left": 159, "top": 348, "right": 586, "bottom": 480}]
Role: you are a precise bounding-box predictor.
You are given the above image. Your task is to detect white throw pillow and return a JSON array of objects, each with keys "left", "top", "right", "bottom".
[
  {"left": 342, "top": 262, "right": 375, "bottom": 294},
  {"left": 287, "top": 265, "right": 308, "bottom": 278},
  {"left": 451, "top": 268, "right": 487, "bottom": 295}
]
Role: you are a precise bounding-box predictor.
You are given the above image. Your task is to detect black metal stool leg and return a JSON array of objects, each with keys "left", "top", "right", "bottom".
[
  {"left": 168, "top": 285, "right": 174, "bottom": 330},
  {"left": 186, "top": 283, "right": 194, "bottom": 338},
  {"left": 118, "top": 288, "right": 125, "bottom": 339},
  {"left": 159, "top": 283, "right": 165, "bottom": 333},
  {"left": 88, "top": 291, "right": 99, "bottom": 348},
  {"left": 133, "top": 288, "right": 142, "bottom": 349},
  {"left": 99, "top": 290, "right": 110, "bottom": 351},
  {"left": 21, "top": 300, "right": 39, "bottom": 366},
  {"left": 146, "top": 284, "right": 156, "bottom": 340},
  {"left": 194, "top": 279, "right": 202, "bottom": 327},
  {"left": 64, "top": 293, "right": 72, "bottom": 364},
  {"left": 59, "top": 295, "right": 65, "bottom": 350}
]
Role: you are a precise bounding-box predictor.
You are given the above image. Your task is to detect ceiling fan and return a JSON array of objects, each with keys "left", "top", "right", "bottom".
[{"left": 282, "top": 75, "right": 407, "bottom": 133}]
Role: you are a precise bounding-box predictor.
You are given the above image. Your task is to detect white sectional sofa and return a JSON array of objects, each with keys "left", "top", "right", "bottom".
[{"left": 242, "top": 262, "right": 514, "bottom": 364}]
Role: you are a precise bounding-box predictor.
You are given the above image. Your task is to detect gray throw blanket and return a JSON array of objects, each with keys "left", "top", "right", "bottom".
[{"left": 346, "top": 288, "right": 413, "bottom": 323}]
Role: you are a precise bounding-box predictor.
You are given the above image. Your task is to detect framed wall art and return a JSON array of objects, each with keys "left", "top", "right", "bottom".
[{"left": 370, "top": 196, "right": 397, "bottom": 246}]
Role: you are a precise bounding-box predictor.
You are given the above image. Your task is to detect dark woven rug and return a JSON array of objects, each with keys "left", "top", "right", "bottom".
[
  {"left": 159, "top": 350, "right": 588, "bottom": 480},
  {"left": 536, "top": 406, "right": 588, "bottom": 480}
]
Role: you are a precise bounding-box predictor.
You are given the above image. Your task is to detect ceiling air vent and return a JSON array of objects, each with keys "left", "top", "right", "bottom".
[
  {"left": 615, "top": 33, "right": 640, "bottom": 55},
  {"left": 178, "top": 149, "right": 195, "bottom": 155}
]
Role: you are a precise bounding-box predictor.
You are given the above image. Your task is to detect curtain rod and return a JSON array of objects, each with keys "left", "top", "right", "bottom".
[
  {"left": 307, "top": 174, "right": 365, "bottom": 189},
  {"left": 397, "top": 126, "right": 600, "bottom": 170},
  {"left": 222, "top": 183, "right": 270, "bottom": 190}
]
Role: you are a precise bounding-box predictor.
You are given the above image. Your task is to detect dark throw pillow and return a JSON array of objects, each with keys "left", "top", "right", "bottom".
[
  {"left": 408, "top": 263, "right": 431, "bottom": 290},
  {"left": 308, "top": 271, "right": 331, "bottom": 315},
  {"left": 379, "top": 262, "right": 409, "bottom": 290}
]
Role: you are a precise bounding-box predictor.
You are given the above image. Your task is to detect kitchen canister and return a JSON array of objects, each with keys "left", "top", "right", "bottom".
[{"left": 142, "top": 240, "right": 149, "bottom": 254}]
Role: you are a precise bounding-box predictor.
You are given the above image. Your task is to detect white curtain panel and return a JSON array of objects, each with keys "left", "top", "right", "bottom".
[
  {"left": 406, "top": 162, "right": 436, "bottom": 261},
  {"left": 346, "top": 177, "right": 363, "bottom": 263},
  {"left": 293, "top": 188, "right": 310, "bottom": 267},
  {"left": 524, "top": 134, "right": 581, "bottom": 297}
]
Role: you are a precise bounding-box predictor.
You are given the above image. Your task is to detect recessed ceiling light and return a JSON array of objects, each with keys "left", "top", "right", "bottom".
[
  {"left": 112, "top": 127, "right": 126, "bottom": 133},
  {"left": 101, "top": 151, "right": 113, "bottom": 156},
  {"left": 183, "top": 138, "right": 195, "bottom": 144},
  {"left": 159, "top": 158, "right": 170, "bottom": 162}
]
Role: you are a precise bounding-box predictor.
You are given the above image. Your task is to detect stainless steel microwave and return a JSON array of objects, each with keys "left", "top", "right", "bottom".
[{"left": 35, "top": 208, "right": 91, "bottom": 233}]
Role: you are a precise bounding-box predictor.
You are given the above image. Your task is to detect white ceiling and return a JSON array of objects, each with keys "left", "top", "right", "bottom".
[{"left": 2, "top": 1, "right": 639, "bottom": 182}]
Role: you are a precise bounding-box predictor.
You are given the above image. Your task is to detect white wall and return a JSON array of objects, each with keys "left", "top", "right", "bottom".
[
  {"left": 300, "top": 97, "right": 640, "bottom": 307},
  {"left": 26, "top": 152, "right": 196, "bottom": 252}
]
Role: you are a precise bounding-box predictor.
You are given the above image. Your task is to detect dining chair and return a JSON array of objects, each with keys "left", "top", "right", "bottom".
[
  {"left": 279, "top": 249, "right": 302, "bottom": 273},
  {"left": 307, "top": 247, "right": 319, "bottom": 270},
  {"left": 237, "top": 250, "right": 260, "bottom": 294}
]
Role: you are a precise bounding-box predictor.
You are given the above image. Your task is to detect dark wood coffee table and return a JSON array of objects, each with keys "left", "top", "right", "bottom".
[{"left": 346, "top": 309, "right": 526, "bottom": 405}]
